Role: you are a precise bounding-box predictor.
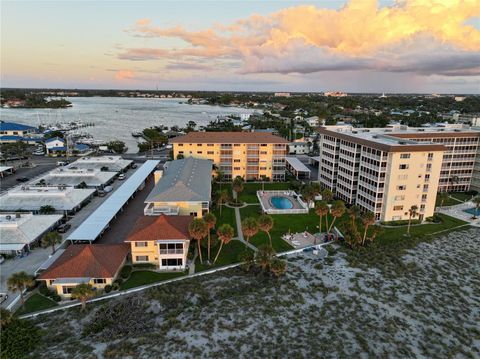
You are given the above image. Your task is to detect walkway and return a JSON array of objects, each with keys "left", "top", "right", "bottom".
[{"left": 233, "top": 207, "right": 257, "bottom": 251}]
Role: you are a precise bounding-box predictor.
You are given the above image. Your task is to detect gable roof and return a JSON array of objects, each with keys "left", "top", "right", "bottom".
[
  {"left": 169, "top": 131, "right": 289, "bottom": 144},
  {"left": 0, "top": 121, "right": 35, "bottom": 131},
  {"left": 126, "top": 215, "right": 191, "bottom": 242},
  {"left": 145, "top": 157, "right": 212, "bottom": 203},
  {"left": 38, "top": 244, "right": 129, "bottom": 280}
]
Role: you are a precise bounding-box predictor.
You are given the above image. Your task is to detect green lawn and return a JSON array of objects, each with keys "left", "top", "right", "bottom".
[
  {"left": 195, "top": 239, "right": 254, "bottom": 272},
  {"left": 435, "top": 192, "right": 474, "bottom": 207},
  {"left": 15, "top": 293, "right": 58, "bottom": 315},
  {"left": 212, "top": 205, "right": 237, "bottom": 236},
  {"left": 239, "top": 205, "right": 335, "bottom": 252},
  {"left": 238, "top": 182, "right": 291, "bottom": 203},
  {"left": 120, "top": 271, "right": 185, "bottom": 290}
]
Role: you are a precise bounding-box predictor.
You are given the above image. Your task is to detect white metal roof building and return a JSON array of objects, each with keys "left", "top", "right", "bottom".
[
  {"left": 0, "top": 212, "right": 63, "bottom": 254},
  {"left": 34, "top": 168, "right": 116, "bottom": 188},
  {"left": 286, "top": 157, "right": 311, "bottom": 179},
  {"left": 0, "top": 186, "right": 95, "bottom": 214},
  {"left": 67, "top": 160, "right": 159, "bottom": 242},
  {"left": 68, "top": 156, "right": 132, "bottom": 172}
]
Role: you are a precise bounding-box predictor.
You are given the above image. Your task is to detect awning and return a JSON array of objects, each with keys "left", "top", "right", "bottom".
[
  {"left": 0, "top": 243, "right": 26, "bottom": 251},
  {"left": 52, "top": 277, "right": 91, "bottom": 285}
]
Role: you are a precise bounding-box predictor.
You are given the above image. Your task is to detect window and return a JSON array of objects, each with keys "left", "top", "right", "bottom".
[
  {"left": 427, "top": 153, "right": 434, "bottom": 160},
  {"left": 207, "top": 144, "right": 214, "bottom": 147},
  {"left": 178, "top": 151, "right": 184, "bottom": 155},
  {"left": 178, "top": 144, "right": 183, "bottom": 147},
  {"left": 135, "top": 255, "right": 149, "bottom": 262},
  {"left": 234, "top": 167, "right": 241, "bottom": 170},
  {"left": 421, "top": 194, "right": 427, "bottom": 201},
  {"left": 396, "top": 185, "right": 406, "bottom": 190},
  {"left": 207, "top": 151, "right": 214, "bottom": 155},
  {"left": 93, "top": 278, "right": 106, "bottom": 284},
  {"left": 399, "top": 164, "right": 409, "bottom": 170},
  {"left": 400, "top": 154, "right": 411, "bottom": 159},
  {"left": 234, "top": 144, "right": 241, "bottom": 147},
  {"left": 260, "top": 167, "right": 267, "bottom": 170},
  {"left": 161, "top": 258, "right": 183, "bottom": 266},
  {"left": 197, "top": 144, "right": 202, "bottom": 146},
  {"left": 159, "top": 243, "right": 183, "bottom": 254},
  {"left": 197, "top": 151, "right": 203, "bottom": 154},
  {"left": 393, "top": 205, "right": 404, "bottom": 211},
  {"left": 260, "top": 151, "right": 268, "bottom": 155},
  {"left": 394, "top": 195, "right": 405, "bottom": 201},
  {"left": 190, "top": 212, "right": 198, "bottom": 217},
  {"left": 62, "top": 286, "right": 74, "bottom": 294},
  {"left": 234, "top": 159, "right": 241, "bottom": 163},
  {"left": 135, "top": 241, "right": 148, "bottom": 247}
]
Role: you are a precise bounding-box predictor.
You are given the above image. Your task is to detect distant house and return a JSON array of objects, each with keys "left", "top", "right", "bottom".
[
  {"left": 305, "top": 116, "right": 320, "bottom": 127},
  {"left": 38, "top": 244, "right": 129, "bottom": 298},
  {"left": 0, "top": 121, "right": 35, "bottom": 136},
  {"left": 45, "top": 137, "right": 90, "bottom": 154},
  {"left": 126, "top": 215, "right": 191, "bottom": 271},
  {"left": 288, "top": 142, "right": 310, "bottom": 155},
  {"left": 144, "top": 157, "right": 212, "bottom": 217}
]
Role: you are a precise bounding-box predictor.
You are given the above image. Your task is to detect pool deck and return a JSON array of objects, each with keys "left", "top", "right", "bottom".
[
  {"left": 257, "top": 190, "right": 309, "bottom": 214},
  {"left": 436, "top": 200, "right": 480, "bottom": 227}
]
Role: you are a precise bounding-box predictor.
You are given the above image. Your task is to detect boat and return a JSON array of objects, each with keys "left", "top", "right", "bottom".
[{"left": 131, "top": 131, "right": 143, "bottom": 137}]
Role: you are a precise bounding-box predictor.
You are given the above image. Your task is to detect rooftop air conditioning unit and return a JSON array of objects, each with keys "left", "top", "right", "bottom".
[
  {"left": 5, "top": 215, "right": 11, "bottom": 220},
  {"left": 15, "top": 213, "right": 21, "bottom": 218}
]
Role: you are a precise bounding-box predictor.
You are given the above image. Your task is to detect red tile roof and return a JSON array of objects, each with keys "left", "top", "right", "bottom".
[
  {"left": 169, "top": 131, "right": 289, "bottom": 144},
  {"left": 125, "top": 215, "right": 192, "bottom": 242},
  {"left": 39, "top": 244, "right": 129, "bottom": 280}
]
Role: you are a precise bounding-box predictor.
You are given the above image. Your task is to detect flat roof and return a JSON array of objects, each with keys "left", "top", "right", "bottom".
[
  {"left": 0, "top": 186, "right": 95, "bottom": 211},
  {"left": 145, "top": 157, "right": 212, "bottom": 203},
  {"left": 170, "top": 131, "right": 289, "bottom": 144},
  {"left": 0, "top": 213, "right": 63, "bottom": 248},
  {"left": 67, "top": 160, "right": 159, "bottom": 241},
  {"left": 68, "top": 156, "right": 132, "bottom": 172},
  {"left": 286, "top": 157, "right": 311, "bottom": 173},
  {"left": 36, "top": 168, "right": 116, "bottom": 187},
  {"left": 0, "top": 166, "right": 13, "bottom": 172}
]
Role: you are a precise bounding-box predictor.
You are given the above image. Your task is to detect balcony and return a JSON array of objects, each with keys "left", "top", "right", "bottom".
[
  {"left": 159, "top": 249, "right": 184, "bottom": 254},
  {"left": 144, "top": 203, "right": 180, "bottom": 216}
]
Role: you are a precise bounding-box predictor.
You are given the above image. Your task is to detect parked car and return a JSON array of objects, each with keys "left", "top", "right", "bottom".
[
  {"left": 56, "top": 161, "right": 69, "bottom": 166},
  {"left": 33, "top": 151, "right": 45, "bottom": 156},
  {"left": 131, "top": 163, "right": 138, "bottom": 169},
  {"left": 103, "top": 185, "right": 113, "bottom": 193},
  {"left": 118, "top": 173, "right": 126, "bottom": 180},
  {"left": 16, "top": 177, "right": 29, "bottom": 182},
  {"left": 97, "top": 190, "right": 106, "bottom": 197},
  {"left": 57, "top": 223, "right": 71, "bottom": 233}
]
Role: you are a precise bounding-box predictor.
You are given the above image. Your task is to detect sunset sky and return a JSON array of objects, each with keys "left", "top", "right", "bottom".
[{"left": 1, "top": 0, "right": 479, "bottom": 93}]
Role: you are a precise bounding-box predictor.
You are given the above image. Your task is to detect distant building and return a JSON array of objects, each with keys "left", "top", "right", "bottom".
[
  {"left": 126, "top": 215, "right": 191, "bottom": 271},
  {"left": 288, "top": 142, "right": 310, "bottom": 155},
  {"left": 305, "top": 116, "right": 320, "bottom": 127},
  {"left": 0, "top": 121, "right": 35, "bottom": 136},
  {"left": 324, "top": 92, "right": 347, "bottom": 97},
  {"left": 170, "top": 131, "right": 288, "bottom": 181},
  {"left": 45, "top": 137, "right": 90, "bottom": 154},
  {"left": 454, "top": 96, "right": 466, "bottom": 102},
  {"left": 274, "top": 92, "right": 290, "bottom": 97},
  {"left": 68, "top": 156, "right": 132, "bottom": 172},
  {"left": 38, "top": 244, "right": 129, "bottom": 298},
  {"left": 144, "top": 157, "right": 212, "bottom": 218},
  {"left": 0, "top": 212, "right": 62, "bottom": 255}
]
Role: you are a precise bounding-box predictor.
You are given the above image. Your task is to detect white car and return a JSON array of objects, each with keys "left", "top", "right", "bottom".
[
  {"left": 118, "top": 173, "right": 126, "bottom": 180},
  {"left": 103, "top": 185, "right": 113, "bottom": 193}
]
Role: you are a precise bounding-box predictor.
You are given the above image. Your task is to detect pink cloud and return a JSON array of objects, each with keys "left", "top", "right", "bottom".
[
  {"left": 115, "top": 70, "right": 135, "bottom": 80},
  {"left": 136, "top": 18, "right": 150, "bottom": 26}
]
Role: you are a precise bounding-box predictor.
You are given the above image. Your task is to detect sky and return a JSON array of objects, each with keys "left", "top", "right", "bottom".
[{"left": 1, "top": 0, "right": 479, "bottom": 93}]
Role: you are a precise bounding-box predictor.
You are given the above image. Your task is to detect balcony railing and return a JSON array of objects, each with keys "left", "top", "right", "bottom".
[
  {"left": 144, "top": 203, "right": 179, "bottom": 216},
  {"left": 159, "top": 249, "right": 184, "bottom": 254}
]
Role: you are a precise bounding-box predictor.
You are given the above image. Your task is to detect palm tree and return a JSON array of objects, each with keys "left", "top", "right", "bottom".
[
  {"left": 407, "top": 205, "right": 418, "bottom": 235},
  {"left": 41, "top": 231, "right": 62, "bottom": 254},
  {"left": 203, "top": 213, "right": 216, "bottom": 263},
  {"left": 71, "top": 283, "right": 95, "bottom": 311},
  {"left": 310, "top": 182, "right": 321, "bottom": 197},
  {"left": 232, "top": 176, "right": 244, "bottom": 203},
  {"left": 361, "top": 211, "right": 376, "bottom": 245},
  {"left": 214, "top": 224, "right": 234, "bottom": 264},
  {"left": 315, "top": 201, "right": 329, "bottom": 234},
  {"left": 7, "top": 272, "right": 34, "bottom": 309},
  {"left": 367, "top": 225, "right": 383, "bottom": 243},
  {"left": 321, "top": 188, "right": 333, "bottom": 203},
  {"left": 472, "top": 196, "right": 480, "bottom": 218},
  {"left": 301, "top": 185, "right": 315, "bottom": 207},
  {"left": 241, "top": 217, "right": 259, "bottom": 244},
  {"left": 188, "top": 218, "right": 208, "bottom": 263},
  {"left": 439, "top": 192, "right": 449, "bottom": 208},
  {"left": 216, "top": 169, "right": 224, "bottom": 191},
  {"left": 255, "top": 245, "right": 274, "bottom": 271},
  {"left": 216, "top": 190, "right": 229, "bottom": 216},
  {"left": 328, "top": 200, "right": 346, "bottom": 233},
  {"left": 270, "top": 258, "right": 287, "bottom": 278},
  {"left": 347, "top": 205, "right": 361, "bottom": 227},
  {"left": 258, "top": 215, "right": 274, "bottom": 247},
  {"left": 0, "top": 308, "right": 12, "bottom": 328}
]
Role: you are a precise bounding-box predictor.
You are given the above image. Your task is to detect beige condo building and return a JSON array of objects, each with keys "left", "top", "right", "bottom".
[
  {"left": 170, "top": 132, "right": 289, "bottom": 181},
  {"left": 318, "top": 125, "right": 445, "bottom": 221}
]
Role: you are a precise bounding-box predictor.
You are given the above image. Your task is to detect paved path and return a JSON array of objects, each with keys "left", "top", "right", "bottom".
[
  {"left": 233, "top": 207, "right": 257, "bottom": 251},
  {"left": 189, "top": 247, "right": 197, "bottom": 275}
]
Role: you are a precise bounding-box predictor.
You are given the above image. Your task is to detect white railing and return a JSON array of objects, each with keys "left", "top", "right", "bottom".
[{"left": 144, "top": 203, "right": 179, "bottom": 216}]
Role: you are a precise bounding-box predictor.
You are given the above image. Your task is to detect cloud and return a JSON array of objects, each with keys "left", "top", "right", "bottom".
[
  {"left": 119, "top": 0, "right": 479, "bottom": 77},
  {"left": 136, "top": 18, "right": 150, "bottom": 26},
  {"left": 115, "top": 70, "right": 135, "bottom": 80}
]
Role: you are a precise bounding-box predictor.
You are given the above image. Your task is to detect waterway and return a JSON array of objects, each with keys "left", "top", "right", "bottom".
[{"left": 0, "top": 97, "right": 258, "bottom": 153}]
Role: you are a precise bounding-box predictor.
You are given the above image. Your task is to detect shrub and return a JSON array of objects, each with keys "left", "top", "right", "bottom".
[
  {"left": 38, "top": 282, "right": 50, "bottom": 296},
  {"left": 380, "top": 219, "right": 421, "bottom": 226},
  {"left": 120, "top": 265, "right": 132, "bottom": 279},
  {"left": 104, "top": 285, "right": 112, "bottom": 293},
  {"left": 114, "top": 278, "right": 123, "bottom": 286},
  {"left": 112, "top": 282, "right": 120, "bottom": 291},
  {"left": 0, "top": 318, "right": 41, "bottom": 358},
  {"left": 51, "top": 294, "right": 62, "bottom": 302},
  {"left": 132, "top": 263, "right": 156, "bottom": 270}
]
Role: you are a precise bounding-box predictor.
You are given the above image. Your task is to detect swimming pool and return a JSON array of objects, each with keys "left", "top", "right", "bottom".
[
  {"left": 463, "top": 207, "right": 479, "bottom": 216},
  {"left": 271, "top": 196, "right": 294, "bottom": 209}
]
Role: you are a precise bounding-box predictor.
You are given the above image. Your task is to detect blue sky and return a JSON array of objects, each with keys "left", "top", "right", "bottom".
[{"left": 1, "top": 0, "right": 479, "bottom": 93}]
